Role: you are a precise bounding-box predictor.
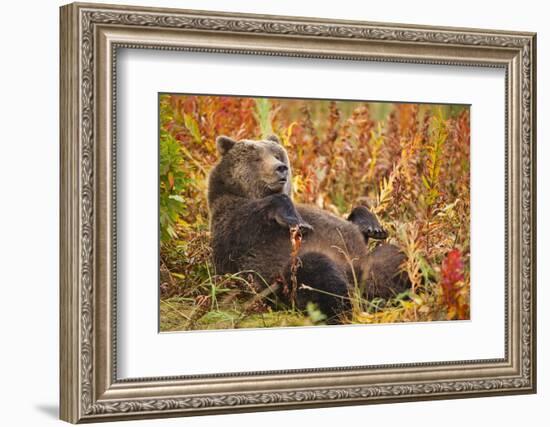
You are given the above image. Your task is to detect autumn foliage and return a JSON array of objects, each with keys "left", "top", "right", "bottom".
[{"left": 159, "top": 94, "right": 470, "bottom": 331}]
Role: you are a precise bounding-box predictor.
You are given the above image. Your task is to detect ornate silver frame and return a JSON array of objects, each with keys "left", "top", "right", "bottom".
[{"left": 59, "top": 2, "right": 537, "bottom": 423}]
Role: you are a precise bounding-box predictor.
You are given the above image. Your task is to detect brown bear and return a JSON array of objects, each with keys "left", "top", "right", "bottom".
[{"left": 207, "top": 134, "right": 410, "bottom": 323}]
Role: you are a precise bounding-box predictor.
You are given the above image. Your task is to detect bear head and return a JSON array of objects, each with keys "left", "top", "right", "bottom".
[{"left": 209, "top": 135, "right": 292, "bottom": 200}]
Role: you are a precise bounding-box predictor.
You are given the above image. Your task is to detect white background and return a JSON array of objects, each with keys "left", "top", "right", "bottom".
[
  {"left": 0, "top": 0, "right": 546, "bottom": 426},
  {"left": 118, "top": 49, "right": 504, "bottom": 377}
]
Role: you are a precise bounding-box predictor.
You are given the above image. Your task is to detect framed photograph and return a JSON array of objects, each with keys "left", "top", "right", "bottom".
[{"left": 60, "top": 2, "right": 536, "bottom": 423}]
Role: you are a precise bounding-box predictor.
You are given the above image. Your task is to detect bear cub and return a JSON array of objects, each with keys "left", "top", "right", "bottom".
[{"left": 207, "top": 134, "right": 410, "bottom": 323}]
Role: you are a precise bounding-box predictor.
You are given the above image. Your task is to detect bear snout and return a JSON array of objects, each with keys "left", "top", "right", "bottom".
[{"left": 275, "top": 163, "right": 288, "bottom": 180}]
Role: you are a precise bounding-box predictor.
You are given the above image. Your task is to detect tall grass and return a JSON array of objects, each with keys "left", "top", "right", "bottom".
[{"left": 159, "top": 95, "right": 470, "bottom": 331}]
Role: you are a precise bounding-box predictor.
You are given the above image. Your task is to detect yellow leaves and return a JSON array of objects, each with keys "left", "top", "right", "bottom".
[
  {"left": 291, "top": 175, "right": 304, "bottom": 196},
  {"left": 396, "top": 223, "right": 423, "bottom": 293},
  {"left": 183, "top": 113, "right": 201, "bottom": 144},
  {"left": 422, "top": 112, "right": 448, "bottom": 208},
  {"left": 282, "top": 122, "right": 298, "bottom": 148},
  {"left": 367, "top": 123, "right": 384, "bottom": 181},
  {"left": 372, "top": 164, "right": 397, "bottom": 215},
  {"left": 356, "top": 309, "right": 400, "bottom": 324},
  {"left": 354, "top": 298, "right": 428, "bottom": 324}
]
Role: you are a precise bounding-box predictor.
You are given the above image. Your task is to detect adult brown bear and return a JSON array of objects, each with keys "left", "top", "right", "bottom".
[{"left": 207, "top": 134, "right": 410, "bottom": 323}]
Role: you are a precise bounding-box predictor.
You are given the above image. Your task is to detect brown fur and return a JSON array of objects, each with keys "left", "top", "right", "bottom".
[{"left": 208, "top": 135, "right": 410, "bottom": 320}]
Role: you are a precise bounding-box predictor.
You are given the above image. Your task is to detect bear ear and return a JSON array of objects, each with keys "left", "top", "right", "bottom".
[
  {"left": 266, "top": 134, "right": 281, "bottom": 145},
  {"left": 216, "top": 136, "right": 237, "bottom": 155}
]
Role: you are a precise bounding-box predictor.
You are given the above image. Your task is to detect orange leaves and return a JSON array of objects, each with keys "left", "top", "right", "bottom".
[
  {"left": 289, "top": 225, "right": 303, "bottom": 258},
  {"left": 167, "top": 171, "right": 175, "bottom": 190},
  {"left": 440, "top": 249, "right": 470, "bottom": 320},
  {"left": 287, "top": 225, "right": 303, "bottom": 310},
  {"left": 396, "top": 103, "right": 419, "bottom": 138}
]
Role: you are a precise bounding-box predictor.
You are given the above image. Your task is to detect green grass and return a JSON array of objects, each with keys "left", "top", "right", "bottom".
[{"left": 160, "top": 297, "right": 324, "bottom": 331}]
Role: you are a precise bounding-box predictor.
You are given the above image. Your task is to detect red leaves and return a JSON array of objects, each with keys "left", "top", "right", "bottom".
[
  {"left": 441, "top": 249, "right": 464, "bottom": 288},
  {"left": 211, "top": 96, "right": 257, "bottom": 139},
  {"left": 440, "top": 249, "right": 469, "bottom": 320},
  {"left": 182, "top": 96, "right": 197, "bottom": 115}
]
